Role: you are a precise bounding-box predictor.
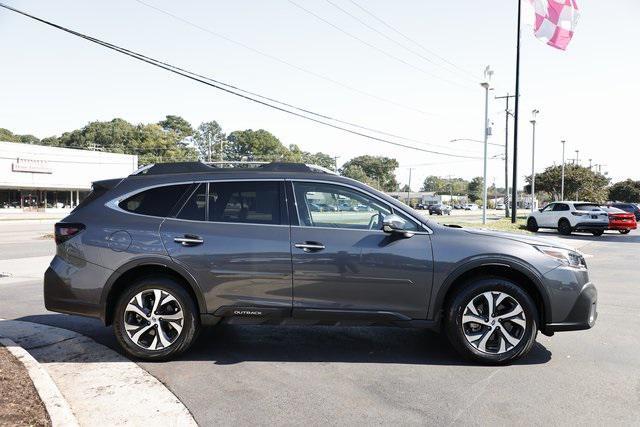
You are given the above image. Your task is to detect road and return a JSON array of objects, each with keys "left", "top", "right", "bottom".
[{"left": 1, "top": 221, "right": 639, "bottom": 425}]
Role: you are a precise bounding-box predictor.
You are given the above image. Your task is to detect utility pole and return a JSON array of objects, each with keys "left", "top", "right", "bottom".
[
  {"left": 588, "top": 159, "right": 593, "bottom": 170},
  {"left": 495, "top": 93, "right": 515, "bottom": 218},
  {"left": 481, "top": 66, "right": 493, "bottom": 225},
  {"left": 530, "top": 109, "right": 539, "bottom": 212},
  {"left": 406, "top": 168, "right": 413, "bottom": 206},
  {"left": 511, "top": 0, "right": 522, "bottom": 223},
  {"left": 561, "top": 140, "right": 566, "bottom": 201},
  {"left": 575, "top": 150, "right": 579, "bottom": 166},
  {"left": 333, "top": 156, "right": 340, "bottom": 172},
  {"left": 220, "top": 138, "right": 224, "bottom": 162}
]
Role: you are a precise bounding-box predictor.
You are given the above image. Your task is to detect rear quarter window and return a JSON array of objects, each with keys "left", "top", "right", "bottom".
[{"left": 119, "top": 184, "right": 190, "bottom": 217}]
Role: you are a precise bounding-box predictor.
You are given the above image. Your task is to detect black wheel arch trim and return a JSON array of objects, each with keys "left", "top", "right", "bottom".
[
  {"left": 430, "top": 255, "right": 552, "bottom": 325},
  {"left": 99, "top": 255, "right": 207, "bottom": 325}
]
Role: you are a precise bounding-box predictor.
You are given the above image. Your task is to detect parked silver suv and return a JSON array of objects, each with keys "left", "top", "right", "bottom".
[{"left": 44, "top": 162, "right": 597, "bottom": 363}]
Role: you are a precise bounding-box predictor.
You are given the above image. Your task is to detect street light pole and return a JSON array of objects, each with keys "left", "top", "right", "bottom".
[
  {"left": 575, "top": 150, "right": 579, "bottom": 166},
  {"left": 406, "top": 168, "right": 413, "bottom": 206},
  {"left": 530, "top": 109, "right": 539, "bottom": 212},
  {"left": 481, "top": 66, "right": 493, "bottom": 225},
  {"left": 511, "top": 0, "right": 522, "bottom": 223},
  {"left": 495, "top": 94, "right": 516, "bottom": 218},
  {"left": 561, "top": 140, "right": 566, "bottom": 201}
]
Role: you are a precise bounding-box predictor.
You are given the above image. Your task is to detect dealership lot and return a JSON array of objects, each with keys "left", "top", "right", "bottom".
[{"left": 0, "top": 221, "right": 639, "bottom": 425}]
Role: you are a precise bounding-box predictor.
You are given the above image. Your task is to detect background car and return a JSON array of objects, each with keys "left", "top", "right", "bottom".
[
  {"left": 600, "top": 206, "right": 637, "bottom": 234},
  {"left": 608, "top": 203, "right": 640, "bottom": 222},
  {"left": 463, "top": 204, "right": 478, "bottom": 211},
  {"left": 526, "top": 201, "right": 609, "bottom": 236},
  {"left": 429, "top": 204, "right": 452, "bottom": 215},
  {"left": 496, "top": 202, "right": 505, "bottom": 210}
]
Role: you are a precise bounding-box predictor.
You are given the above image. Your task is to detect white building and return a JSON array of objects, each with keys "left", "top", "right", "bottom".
[{"left": 0, "top": 141, "right": 137, "bottom": 212}]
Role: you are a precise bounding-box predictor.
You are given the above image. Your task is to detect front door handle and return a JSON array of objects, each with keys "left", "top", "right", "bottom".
[
  {"left": 294, "top": 242, "right": 325, "bottom": 252},
  {"left": 174, "top": 234, "right": 204, "bottom": 246}
]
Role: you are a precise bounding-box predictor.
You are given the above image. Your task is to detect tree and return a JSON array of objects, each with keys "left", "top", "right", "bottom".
[
  {"left": 421, "top": 175, "right": 446, "bottom": 192},
  {"left": 225, "top": 129, "right": 288, "bottom": 161},
  {"left": 467, "top": 177, "right": 484, "bottom": 202},
  {"left": 0, "top": 128, "right": 40, "bottom": 144},
  {"left": 194, "top": 121, "right": 226, "bottom": 161},
  {"left": 340, "top": 155, "right": 399, "bottom": 191},
  {"left": 528, "top": 165, "right": 610, "bottom": 203},
  {"left": 286, "top": 144, "right": 335, "bottom": 170},
  {"left": 158, "top": 115, "right": 194, "bottom": 140},
  {"left": 608, "top": 179, "right": 640, "bottom": 202}
]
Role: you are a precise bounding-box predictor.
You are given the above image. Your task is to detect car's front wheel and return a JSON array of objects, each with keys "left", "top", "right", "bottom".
[
  {"left": 113, "top": 276, "right": 200, "bottom": 361},
  {"left": 445, "top": 277, "right": 538, "bottom": 364},
  {"left": 527, "top": 217, "right": 539, "bottom": 232}
]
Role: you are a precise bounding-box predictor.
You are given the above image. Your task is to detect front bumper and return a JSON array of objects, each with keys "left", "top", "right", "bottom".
[{"left": 544, "top": 281, "right": 597, "bottom": 333}]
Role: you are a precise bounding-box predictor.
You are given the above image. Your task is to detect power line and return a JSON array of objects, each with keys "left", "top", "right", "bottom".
[
  {"left": 132, "top": 0, "right": 432, "bottom": 118},
  {"left": 324, "top": 0, "right": 478, "bottom": 84},
  {"left": 286, "top": 0, "right": 472, "bottom": 89},
  {"left": 131, "top": 0, "right": 479, "bottom": 154},
  {"left": 346, "top": 0, "right": 480, "bottom": 82},
  {"left": 0, "top": 2, "right": 482, "bottom": 160}
]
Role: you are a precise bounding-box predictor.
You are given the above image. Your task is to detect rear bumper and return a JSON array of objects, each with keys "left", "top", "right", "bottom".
[
  {"left": 608, "top": 222, "right": 637, "bottom": 230},
  {"left": 44, "top": 255, "right": 111, "bottom": 320},
  {"left": 544, "top": 282, "right": 597, "bottom": 333},
  {"left": 573, "top": 222, "right": 608, "bottom": 231}
]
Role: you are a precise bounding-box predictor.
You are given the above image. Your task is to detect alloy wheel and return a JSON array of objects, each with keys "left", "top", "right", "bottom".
[
  {"left": 123, "top": 289, "right": 184, "bottom": 351},
  {"left": 461, "top": 291, "right": 527, "bottom": 354}
]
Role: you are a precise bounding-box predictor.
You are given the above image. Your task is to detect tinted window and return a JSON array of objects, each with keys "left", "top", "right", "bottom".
[
  {"left": 177, "top": 183, "right": 206, "bottom": 221},
  {"left": 574, "top": 203, "right": 601, "bottom": 211},
  {"left": 293, "top": 182, "right": 418, "bottom": 231},
  {"left": 613, "top": 204, "right": 634, "bottom": 213},
  {"left": 541, "top": 203, "right": 555, "bottom": 212},
  {"left": 208, "top": 181, "right": 282, "bottom": 225},
  {"left": 120, "top": 184, "right": 190, "bottom": 217},
  {"left": 553, "top": 203, "right": 570, "bottom": 211}
]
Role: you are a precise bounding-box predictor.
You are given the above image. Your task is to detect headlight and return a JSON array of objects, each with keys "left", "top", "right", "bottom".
[{"left": 534, "top": 245, "right": 587, "bottom": 269}]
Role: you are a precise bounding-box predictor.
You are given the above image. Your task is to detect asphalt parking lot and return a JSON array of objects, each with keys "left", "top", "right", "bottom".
[{"left": 0, "top": 220, "right": 638, "bottom": 425}]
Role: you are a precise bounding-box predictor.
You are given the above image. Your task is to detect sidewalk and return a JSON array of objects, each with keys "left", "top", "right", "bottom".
[{"left": 0, "top": 320, "right": 196, "bottom": 426}]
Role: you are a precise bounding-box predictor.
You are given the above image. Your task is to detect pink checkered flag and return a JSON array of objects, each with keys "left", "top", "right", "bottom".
[{"left": 528, "top": 0, "right": 580, "bottom": 50}]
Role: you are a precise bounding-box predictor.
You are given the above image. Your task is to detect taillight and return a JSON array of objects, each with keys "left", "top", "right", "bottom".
[{"left": 54, "top": 223, "right": 85, "bottom": 245}]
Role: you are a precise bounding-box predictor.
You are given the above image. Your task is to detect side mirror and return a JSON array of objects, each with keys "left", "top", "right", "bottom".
[{"left": 382, "top": 214, "right": 414, "bottom": 237}]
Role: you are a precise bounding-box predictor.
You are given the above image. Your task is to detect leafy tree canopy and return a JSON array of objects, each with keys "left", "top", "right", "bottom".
[
  {"left": 527, "top": 165, "right": 610, "bottom": 203},
  {"left": 0, "top": 128, "right": 40, "bottom": 144},
  {"left": 608, "top": 179, "right": 640, "bottom": 203},
  {"left": 158, "top": 115, "right": 194, "bottom": 140},
  {"left": 340, "top": 155, "right": 399, "bottom": 191}
]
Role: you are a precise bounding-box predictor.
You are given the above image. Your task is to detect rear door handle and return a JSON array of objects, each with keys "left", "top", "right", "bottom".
[
  {"left": 174, "top": 234, "right": 204, "bottom": 246},
  {"left": 294, "top": 242, "right": 325, "bottom": 252}
]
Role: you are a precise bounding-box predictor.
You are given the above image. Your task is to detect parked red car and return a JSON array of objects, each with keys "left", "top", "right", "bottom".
[{"left": 601, "top": 206, "right": 637, "bottom": 234}]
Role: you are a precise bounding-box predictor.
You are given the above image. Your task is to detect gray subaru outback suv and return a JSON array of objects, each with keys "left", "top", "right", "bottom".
[{"left": 44, "top": 162, "right": 597, "bottom": 363}]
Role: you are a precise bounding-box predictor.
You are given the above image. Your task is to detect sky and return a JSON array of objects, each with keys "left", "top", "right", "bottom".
[{"left": 1, "top": 0, "right": 639, "bottom": 190}]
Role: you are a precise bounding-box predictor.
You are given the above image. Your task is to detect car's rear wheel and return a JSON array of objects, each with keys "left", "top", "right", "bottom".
[
  {"left": 113, "top": 276, "right": 199, "bottom": 361},
  {"left": 558, "top": 218, "right": 572, "bottom": 235},
  {"left": 591, "top": 230, "right": 604, "bottom": 236},
  {"left": 445, "top": 277, "right": 538, "bottom": 364},
  {"left": 619, "top": 229, "right": 631, "bottom": 234},
  {"left": 527, "top": 217, "right": 539, "bottom": 232}
]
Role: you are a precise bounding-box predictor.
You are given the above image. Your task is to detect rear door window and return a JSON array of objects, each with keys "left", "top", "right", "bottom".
[
  {"left": 176, "top": 181, "right": 285, "bottom": 225},
  {"left": 208, "top": 181, "right": 284, "bottom": 225},
  {"left": 120, "top": 184, "right": 190, "bottom": 217}
]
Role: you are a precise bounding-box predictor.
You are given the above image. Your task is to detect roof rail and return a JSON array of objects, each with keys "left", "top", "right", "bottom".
[{"left": 130, "top": 161, "right": 337, "bottom": 176}]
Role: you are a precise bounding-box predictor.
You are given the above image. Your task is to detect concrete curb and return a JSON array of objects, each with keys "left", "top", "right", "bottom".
[
  {"left": 0, "top": 336, "right": 78, "bottom": 427},
  {"left": 0, "top": 319, "right": 197, "bottom": 427}
]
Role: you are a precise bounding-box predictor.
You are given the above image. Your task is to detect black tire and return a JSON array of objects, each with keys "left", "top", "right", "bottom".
[
  {"left": 526, "top": 217, "right": 539, "bottom": 232},
  {"left": 113, "top": 275, "right": 199, "bottom": 361},
  {"left": 591, "top": 230, "right": 604, "bottom": 236},
  {"left": 445, "top": 277, "right": 538, "bottom": 365},
  {"left": 619, "top": 229, "right": 631, "bottom": 235},
  {"left": 558, "top": 218, "right": 573, "bottom": 235}
]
